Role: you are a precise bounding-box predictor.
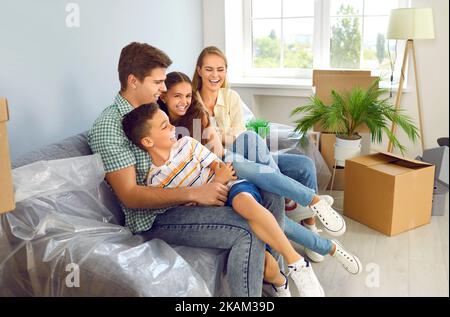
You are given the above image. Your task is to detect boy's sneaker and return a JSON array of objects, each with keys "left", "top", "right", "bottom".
[
  {"left": 331, "top": 240, "right": 363, "bottom": 275},
  {"left": 287, "top": 259, "right": 325, "bottom": 297},
  {"left": 262, "top": 272, "right": 291, "bottom": 297},
  {"left": 309, "top": 199, "right": 346, "bottom": 236},
  {"left": 301, "top": 222, "right": 325, "bottom": 263}
]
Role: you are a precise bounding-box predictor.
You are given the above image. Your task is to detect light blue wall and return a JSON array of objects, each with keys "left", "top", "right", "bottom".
[{"left": 0, "top": 0, "right": 203, "bottom": 160}]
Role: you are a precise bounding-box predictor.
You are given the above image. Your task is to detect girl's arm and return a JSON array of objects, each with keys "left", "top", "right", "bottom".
[{"left": 204, "top": 122, "right": 226, "bottom": 158}]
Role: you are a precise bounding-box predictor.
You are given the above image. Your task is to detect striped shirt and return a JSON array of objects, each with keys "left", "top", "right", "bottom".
[
  {"left": 88, "top": 93, "right": 169, "bottom": 233},
  {"left": 146, "top": 137, "right": 219, "bottom": 188}
]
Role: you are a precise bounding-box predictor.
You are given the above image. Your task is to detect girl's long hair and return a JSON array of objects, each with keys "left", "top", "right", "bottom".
[
  {"left": 159, "top": 71, "right": 211, "bottom": 145},
  {"left": 178, "top": 100, "right": 211, "bottom": 146}
]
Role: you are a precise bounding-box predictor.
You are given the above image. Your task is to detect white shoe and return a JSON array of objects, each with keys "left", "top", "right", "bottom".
[
  {"left": 332, "top": 240, "right": 363, "bottom": 275},
  {"left": 285, "top": 195, "right": 334, "bottom": 221},
  {"left": 262, "top": 273, "right": 291, "bottom": 297},
  {"left": 310, "top": 199, "right": 346, "bottom": 236},
  {"left": 301, "top": 222, "right": 325, "bottom": 263},
  {"left": 320, "top": 195, "right": 334, "bottom": 206},
  {"left": 288, "top": 259, "right": 325, "bottom": 297}
]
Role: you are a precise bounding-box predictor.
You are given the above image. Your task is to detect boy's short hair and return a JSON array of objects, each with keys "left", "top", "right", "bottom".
[
  {"left": 118, "top": 42, "right": 172, "bottom": 91},
  {"left": 122, "top": 103, "right": 160, "bottom": 150}
]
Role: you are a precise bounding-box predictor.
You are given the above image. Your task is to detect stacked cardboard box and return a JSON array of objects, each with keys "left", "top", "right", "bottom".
[
  {"left": 0, "top": 98, "right": 15, "bottom": 214},
  {"left": 312, "top": 70, "right": 378, "bottom": 190}
]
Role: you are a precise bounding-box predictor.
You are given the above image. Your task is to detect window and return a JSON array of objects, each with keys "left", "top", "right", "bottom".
[{"left": 243, "top": 0, "right": 409, "bottom": 83}]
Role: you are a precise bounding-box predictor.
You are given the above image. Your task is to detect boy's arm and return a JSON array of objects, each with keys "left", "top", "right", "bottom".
[
  {"left": 209, "top": 160, "right": 237, "bottom": 185},
  {"left": 106, "top": 166, "right": 229, "bottom": 209},
  {"left": 191, "top": 137, "right": 236, "bottom": 186}
]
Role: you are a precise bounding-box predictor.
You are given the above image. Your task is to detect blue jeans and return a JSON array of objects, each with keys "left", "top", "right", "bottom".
[
  {"left": 230, "top": 131, "right": 333, "bottom": 255},
  {"left": 142, "top": 189, "right": 284, "bottom": 297},
  {"left": 284, "top": 217, "right": 332, "bottom": 255},
  {"left": 224, "top": 151, "right": 315, "bottom": 207},
  {"left": 227, "top": 180, "right": 262, "bottom": 206}
]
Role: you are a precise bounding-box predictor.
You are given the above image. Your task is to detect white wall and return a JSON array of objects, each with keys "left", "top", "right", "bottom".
[
  {"left": 0, "top": 0, "right": 203, "bottom": 160},
  {"left": 204, "top": 0, "right": 449, "bottom": 158},
  {"left": 404, "top": 0, "right": 449, "bottom": 155}
]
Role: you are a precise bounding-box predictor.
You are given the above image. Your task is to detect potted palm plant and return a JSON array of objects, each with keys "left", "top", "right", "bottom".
[
  {"left": 246, "top": 118, "right": 270, "bottom": 138},
  {"left": 291, "top": 79, "right": 419, "bottom": 166}
]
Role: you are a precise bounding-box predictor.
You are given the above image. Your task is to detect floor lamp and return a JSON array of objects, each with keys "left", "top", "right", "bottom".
[{"left": 386, "top": 8, "right": 435, "bottom": 153}]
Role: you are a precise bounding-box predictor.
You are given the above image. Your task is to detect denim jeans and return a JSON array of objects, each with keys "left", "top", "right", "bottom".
[
  {"left": 223, "top": 151, "right": 315, "bottom": 206},
  {"left": 285, "top": 217, "right": 332, "bottom": 255},
  {"left": 142, "top": 189, "right": 284, "bottom": 297},
  {"left": 229, "top": 131, "right": 317, "bottom": 208},
  {"left": 230, "top": 131, "right": 333, "bottom": 255}
]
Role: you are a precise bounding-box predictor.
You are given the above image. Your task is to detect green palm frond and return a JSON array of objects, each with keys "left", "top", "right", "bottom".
[{"left": 290, "top": 78, "right": 419, "bottom": 153}]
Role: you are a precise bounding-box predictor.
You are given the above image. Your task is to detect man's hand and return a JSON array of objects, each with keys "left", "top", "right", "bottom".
[
  {"left": 213, "top": 162, "right": 237, "bottom": 185},
  {"left": 189, "top": 182, "right": 229, "bottom": 206}
]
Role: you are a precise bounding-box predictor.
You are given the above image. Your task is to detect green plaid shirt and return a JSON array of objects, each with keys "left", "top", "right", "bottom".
[{"left": 88, "top": 93, "right": 169, "bottom": 233}]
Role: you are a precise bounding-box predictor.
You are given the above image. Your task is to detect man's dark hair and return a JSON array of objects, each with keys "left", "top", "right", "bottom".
[
  {"left": 118, "top": 42, "right": 172, "bottom": 91},
  {"left": 122, "top": 103, "right": 160, "bottom": 150}
]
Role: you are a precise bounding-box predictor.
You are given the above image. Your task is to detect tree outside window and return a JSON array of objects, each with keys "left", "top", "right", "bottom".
[{"left": 330, "top": 4, "right": 361, "bottom": 69}]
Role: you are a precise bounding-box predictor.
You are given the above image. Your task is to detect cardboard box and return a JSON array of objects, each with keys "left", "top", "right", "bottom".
[
  {"left": 344, "top": 152, "right": 435, "bottom": 236},
  {"left": 319, "top": 131, "right": 372, "bottom": 190},
  {"left": 312, "top": 69, "right": 379, "bottom": 133},
  {"left": 0, "top": 98, "right": 15, "bottom": 214}
]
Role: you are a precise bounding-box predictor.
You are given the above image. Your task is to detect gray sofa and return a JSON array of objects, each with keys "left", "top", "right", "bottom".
[
  {"left": 0, "top": 127, "right": 330, "bottom": 296},
  {"left": 1, "top": 132, "right": 230, "bottom": 296}
]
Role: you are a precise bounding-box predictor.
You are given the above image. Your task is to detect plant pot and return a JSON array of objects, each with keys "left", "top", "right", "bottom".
[{"left": 334, "top": 135, "right": 362, "bottom": 167}]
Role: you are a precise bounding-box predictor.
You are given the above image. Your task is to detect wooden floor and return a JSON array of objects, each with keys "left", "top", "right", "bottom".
[{"left": 289, "top": 191, "right": 449, "bottom": 297}]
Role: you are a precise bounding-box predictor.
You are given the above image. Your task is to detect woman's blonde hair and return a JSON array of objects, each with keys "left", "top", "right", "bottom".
[{"left": 192, "top": 46, "right": 229, "bottom": 93}]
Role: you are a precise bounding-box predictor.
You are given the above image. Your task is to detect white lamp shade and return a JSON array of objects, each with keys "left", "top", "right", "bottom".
[{"left": 387, "top": 8, "right": 435, "bottom": 40}]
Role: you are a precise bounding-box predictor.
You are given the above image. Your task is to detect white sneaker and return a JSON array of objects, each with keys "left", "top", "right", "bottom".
[
  {"left": 285, "top": 195, "right": 334, "bottom": 221},
  {"left": 320, "top": 195, "right": 334, "bottom": 206},
  {"left": 309, "top": 199, "right": 346, "bottom": 236},
  {"left": 288, "top": 259, "right": 325, "bottom": 297},
  {"left": 301, "top": 222, "right": 325, "bottom": 263},
  {"left": 262, "top": 273, "right": 291, "bottom": 297},
  {"left": 332, "top": 240, "right": 363, "bottom": 275}
]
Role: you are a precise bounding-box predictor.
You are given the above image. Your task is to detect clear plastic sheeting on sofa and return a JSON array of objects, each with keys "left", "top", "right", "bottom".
[{"left": 0, "top": 154, "right": 223, "bottom": 296}]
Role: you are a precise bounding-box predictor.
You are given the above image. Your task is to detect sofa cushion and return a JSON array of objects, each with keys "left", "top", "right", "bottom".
[{"left": 12, "top": 132, "right": 92, "bottom": 168}]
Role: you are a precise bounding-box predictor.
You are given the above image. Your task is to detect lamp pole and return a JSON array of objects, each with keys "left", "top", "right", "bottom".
[
  {"left": 386, "top": 8, "right": 434, "bottom": 153},
  {"left": 387, "top": 39, "right": 425, "bottom": 153}
]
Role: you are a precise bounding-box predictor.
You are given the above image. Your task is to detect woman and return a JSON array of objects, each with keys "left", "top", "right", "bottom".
[
  {"left": 158, "top": 71, "right": 362, "bottom": 276},
  {"left": 192, "top": 47, "right": 351, "bottom": 257}
]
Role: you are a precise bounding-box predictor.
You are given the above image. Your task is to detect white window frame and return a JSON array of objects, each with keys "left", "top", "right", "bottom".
[{"left": 240, "top": 0, "right": 410, "bottom": 81}]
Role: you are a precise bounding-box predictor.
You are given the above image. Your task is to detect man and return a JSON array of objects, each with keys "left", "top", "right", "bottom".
[{"left": 88, "top": 42, "right": 285, "bottom": 296}]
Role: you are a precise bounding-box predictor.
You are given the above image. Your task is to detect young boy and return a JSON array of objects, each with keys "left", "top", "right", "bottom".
[{"left": 122, "top": 103, "right": 327, "bottom": 297}]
